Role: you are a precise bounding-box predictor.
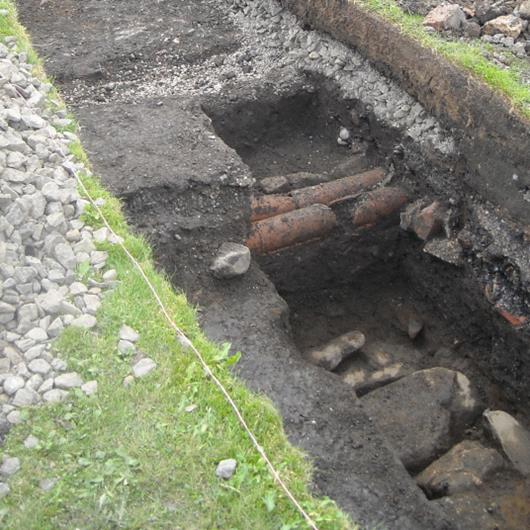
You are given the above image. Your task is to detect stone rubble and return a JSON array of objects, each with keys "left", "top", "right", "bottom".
[
  {"left": 0, "top": 37, "right": 122, "bottom": 496},
  {"left": 420, "top": 1, "right": 530, "bottom": 61}
]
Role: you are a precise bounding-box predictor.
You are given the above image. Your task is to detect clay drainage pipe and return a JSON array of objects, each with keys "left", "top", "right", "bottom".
[
  {"left": 352, "top": 186, "right": 409, "bottom": 228},
  {"left": 247, "top": 204, "right": 337, "bottom": 255},
  {"left": 250, "top": 168, "right": 385, "bottom": 222}
]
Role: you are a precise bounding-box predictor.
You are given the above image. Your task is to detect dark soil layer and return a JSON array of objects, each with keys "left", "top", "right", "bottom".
[
  {"left": 205, "top": 89, "right": 355, "bottom": 177},
  {"left": 21, "top": 0, "right": 240, "bottom": 84}
]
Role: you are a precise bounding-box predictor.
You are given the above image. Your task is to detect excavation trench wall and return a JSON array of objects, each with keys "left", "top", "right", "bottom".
[
  {"left": 204, "top": 76, "right": 530, "bottom": 408},
  {"left": 282, "top": 0, "right": 530, "bottom": 223},
  {"left": 16, "top": 0, "right": 530, "bottom": 527}
]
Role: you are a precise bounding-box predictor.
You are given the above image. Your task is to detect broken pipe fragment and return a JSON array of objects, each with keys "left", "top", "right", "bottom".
[{"left": 352, "top": 186, "right": 409, "bottom": 228}]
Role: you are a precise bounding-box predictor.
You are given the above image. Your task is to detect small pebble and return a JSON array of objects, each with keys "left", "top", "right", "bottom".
[
  {"left": 216, "top": 458, "right": 237, "bottom": 480},
  {"left": 23, "top": 434, "right": 40, "bottom": 449},
  {"left": 39, "top": 478, "right": 57, "bottom": 492},
  {"left": 132, "top": 358, "right": 157, "bottom": 378}
]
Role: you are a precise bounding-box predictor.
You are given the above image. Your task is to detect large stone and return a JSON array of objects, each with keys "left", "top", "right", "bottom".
[
  {"left": 361, "top": 368, "right": 481, "bottom": 471},
  {"left": 260, "top": 175, "right": 290, "bottom": 194},
  {"left": 483, "top": 410, "right": 530, "bottom": 476},
  {"left": 340, "top": 341, "right": 421, "bottom": 395},
  {"left": 416, "top": 440, "right": 504, "bottom": 497},
  {"left": 210, "top": 242, "right": 251, "bottom": 279},
  {"left": 423, "top": 5, "right": 466, "bottom": 31},
  {"left": 306, "top": 331, "right": 365, "bottom": 371},
  {"left": 483, "top": 15, "right": 526, "bottom": 38}
]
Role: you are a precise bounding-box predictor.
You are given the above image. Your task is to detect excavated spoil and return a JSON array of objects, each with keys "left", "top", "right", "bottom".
[{"left": 17, "top": 0, "right": 530, "bottom": 528}]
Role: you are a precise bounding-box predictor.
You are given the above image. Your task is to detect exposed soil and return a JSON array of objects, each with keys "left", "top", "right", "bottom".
[
  {"left": 283, "top": 0, "right": 530, "bottom": 223},
  {"left": 17, "top": 0, "right": 530, "bottom": 528}
]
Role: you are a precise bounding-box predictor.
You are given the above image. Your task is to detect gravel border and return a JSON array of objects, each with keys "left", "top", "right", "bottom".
[{"left": 0, "top": 37, "right": 117, "bottom": 452}]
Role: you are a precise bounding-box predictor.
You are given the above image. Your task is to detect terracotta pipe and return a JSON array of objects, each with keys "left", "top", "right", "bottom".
[
  {"left": 251, "top": 168, "right": 385, "bottom": 222},
  {"left": 352, "top": 187, "right": 408, "bottom": 228},
  {"left": 247, "top": 204, "right": 337, "bottom": 255}
]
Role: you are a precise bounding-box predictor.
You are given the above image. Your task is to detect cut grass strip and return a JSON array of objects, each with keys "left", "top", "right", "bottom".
[
  {"left": 355, "top": 0, "right": 530, "bottom": 120},
  {"left": 0, "top": 2, "right": 352, "bottom": 528}
]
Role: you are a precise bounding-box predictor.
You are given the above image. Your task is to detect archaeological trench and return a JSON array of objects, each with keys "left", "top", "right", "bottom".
[{"left": 16, "top": 0, "right": 530, "bottom": 528}]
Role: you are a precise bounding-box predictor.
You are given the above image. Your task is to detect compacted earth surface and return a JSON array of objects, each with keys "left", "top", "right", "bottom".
[{"left": 11, "top": 0, "right": 530, "bottom": 528}]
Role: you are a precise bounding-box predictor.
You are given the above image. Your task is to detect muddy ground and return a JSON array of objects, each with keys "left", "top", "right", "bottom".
[{"left": 18, "top": 0, "right": 530, "bottom": 528}]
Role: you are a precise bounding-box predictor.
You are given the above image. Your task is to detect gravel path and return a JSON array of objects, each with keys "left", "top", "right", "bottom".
[{"left": 0, "top": 38, "right": 116, "bottom": 456}]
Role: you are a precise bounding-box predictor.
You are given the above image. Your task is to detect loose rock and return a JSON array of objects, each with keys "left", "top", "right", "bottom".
[
  {"left": 483, "top": 410, "right": 530, "bottom": 475},
  {"left": 81, "top": 380, "right": 98, "bottom": 396},
  {"left": 43, "top": 388, "right": 69, "bottom": 403},
  {"left": 216, "top": 458, "right": 237, "bottom": 479},
  {"left": 423, "top": 5, "right": 466, "bottom": 31},
  {"left": 210, "top": 242, "right": 251, "bottom": 279},
  {"left": 119, "top": 324, "right": 140, "bottom": 343},
  {"left": 361, "top": 367, "right": 481, "bottom": 470},
  {"left": 132, "top": 358, "right": 157, "bottom": 378},
  {"left": 54, "top": 372, "right": 83, "bottom": 389},
  {"left": 39, "top": 477, "right": 57, "bottom": 491},
  {"left": 0, "top": 482, "right": 10, "bottom": 498},
  {"left": 23, "top": 434, "right": 40, "bottom": 449},
  {"left": 416, "top": 440, "right": 504, "bottom": 497},
  {"left": 0, "top": 456, "right": 20, "bottom": 478},
  {"left": 483, "top": 15, "right": 526, "bottom": 38},
  {"left": 306, "top": 331, "right": 365, "bottom": 371}
]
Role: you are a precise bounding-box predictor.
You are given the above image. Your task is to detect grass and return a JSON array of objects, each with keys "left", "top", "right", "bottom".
[
  {"left": 0, "top": 2, "right": 352, "bottom": 528},
  {"left": 354, "top": 0, "right": 530, "bottom": 120}
]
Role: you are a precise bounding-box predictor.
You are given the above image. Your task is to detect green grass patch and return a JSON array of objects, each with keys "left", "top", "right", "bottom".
[
  {"left": 355, "top": 0, "right": 530, "bottom": 120},
  {"left": 0, "top": 3, "right": 352, "bottom": 528},
  {"left": 1, "top": 207, "right": 349, "bottom": 528}
]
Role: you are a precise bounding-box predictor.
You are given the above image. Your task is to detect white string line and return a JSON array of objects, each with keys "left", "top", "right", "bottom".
[{"left": 74, "top": 172, "right": 320, "bottom": 530}]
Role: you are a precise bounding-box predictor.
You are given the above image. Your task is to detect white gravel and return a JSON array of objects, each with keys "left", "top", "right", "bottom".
[{"left": 0, "top": 38, "right": 118, "bottom": 439}]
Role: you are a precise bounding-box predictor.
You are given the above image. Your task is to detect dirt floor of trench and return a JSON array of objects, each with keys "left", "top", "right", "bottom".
[{"left": 17, "top": 1, "right": 530, "bottom": 529}]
